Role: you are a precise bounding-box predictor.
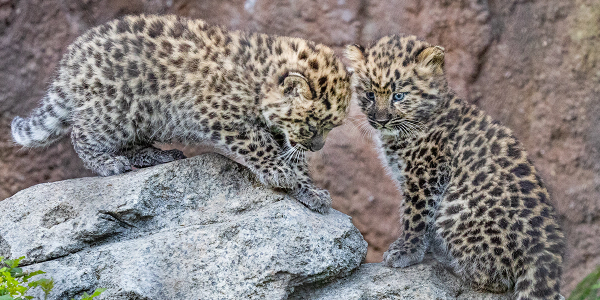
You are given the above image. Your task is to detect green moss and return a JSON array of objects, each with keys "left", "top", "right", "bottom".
[
  {"left": 0, "top": 256, "right": 105, "bottom": 300},
  {"left": 568, "top": 266, "right": 600, "bottom": 300}
]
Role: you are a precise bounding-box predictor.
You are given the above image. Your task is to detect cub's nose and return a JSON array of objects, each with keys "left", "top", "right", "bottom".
[
  {"left": 376, "top": 119, "right": 390, "bottom": 126},
  {"left": 309, "top": 136, "right": 325, "bottom": 151}
]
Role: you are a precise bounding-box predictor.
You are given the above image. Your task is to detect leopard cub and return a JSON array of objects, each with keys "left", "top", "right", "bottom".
[
  {"left": 11, "top": 15, "right": 351, "bottom": 213},
  {"left": 346, "top": 35, "right": 565, "bottom": 300}
]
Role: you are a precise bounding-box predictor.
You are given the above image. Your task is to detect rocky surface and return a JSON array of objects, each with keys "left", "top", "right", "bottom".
[
  {"left": 0, "top": 153, "right": 520, "bottom": 300},
  {"left": 0, "top": 154, "right": 367, "bottom": 299},
  {"left": 1, "top": 0, "right": 599, "bottom": 295},
  {"left": 291, "top": 257, "right": 510, "bottom": 300}
]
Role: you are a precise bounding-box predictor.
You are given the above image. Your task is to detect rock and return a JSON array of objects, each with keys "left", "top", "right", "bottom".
[
  {"left": 290, "top": 256, "right": 511, "bottom": 300},
  {"left": 0, "top": 154, "right": 367, "bottom": 300}
]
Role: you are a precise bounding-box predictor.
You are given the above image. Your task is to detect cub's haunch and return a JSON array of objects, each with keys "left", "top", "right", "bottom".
[
  {"left": 11, "top": 15, "right": 351, "bottom": 213},
  {"left": 346, "top": 35, "right": 564, "bottom": 299}
]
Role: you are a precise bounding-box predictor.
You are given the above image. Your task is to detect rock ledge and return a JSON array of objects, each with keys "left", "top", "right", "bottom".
[{"left": 0, "top": 154, "right": 367, "bottom": 300}]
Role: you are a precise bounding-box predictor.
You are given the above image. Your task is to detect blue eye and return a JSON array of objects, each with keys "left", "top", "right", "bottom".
[
  {"left": 365, "top": 92, "right": 375, "bottom": 100},
  {"left": 392, "top": 92, "right": 406, "bottom": 102}
]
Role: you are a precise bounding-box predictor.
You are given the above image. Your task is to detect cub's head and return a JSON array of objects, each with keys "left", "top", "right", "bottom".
[
  {"left": 345, "top": 35, "right": 448, "bottom": 137},
  {"left": 262, "top": 40, "right": 351, "bottom": 151}
]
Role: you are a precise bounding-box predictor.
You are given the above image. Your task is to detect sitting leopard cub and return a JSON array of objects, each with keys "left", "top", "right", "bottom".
[
  {"left": 11, "top": 15, "right": 351, "bottom": 213},
  {"left": 346, "top": 35, "right": 565, "bottom": 299}
]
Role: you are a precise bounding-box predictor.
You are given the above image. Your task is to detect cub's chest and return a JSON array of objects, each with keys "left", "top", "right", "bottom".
[
  {"left": 382, "top": 135, "right": 443, "bottom": 164},
  {"left": 381, "top": 134, "right": 451, "bottom": 192}
]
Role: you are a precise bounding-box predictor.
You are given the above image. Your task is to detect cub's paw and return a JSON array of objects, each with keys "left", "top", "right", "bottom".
[
  {"left": 127, "top": 147, "right": 187, "bottom": 168},
  {"left": 95, "top": 156, "right": 132, "bottom": 177},
  {"left": 291, "top": 187, "right": 332, "bottom": 214},
  {"left": 163, "top": 149, "right": 187, "bottom": 161},
  {"left": 382, "top": 239, "right": 424, "bottom": 268}
]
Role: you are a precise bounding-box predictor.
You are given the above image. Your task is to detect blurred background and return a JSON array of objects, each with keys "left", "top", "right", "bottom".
[{"left": 0, "top": 0, "right": 599, "bottom": 295}]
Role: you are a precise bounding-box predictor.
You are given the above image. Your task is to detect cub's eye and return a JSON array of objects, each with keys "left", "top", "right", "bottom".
[
  {"left": 392, "top": 92, "right": 407, "bottom": 103},
  {"left": 365, "top": 92, "right": 375, "bottom": 101}
]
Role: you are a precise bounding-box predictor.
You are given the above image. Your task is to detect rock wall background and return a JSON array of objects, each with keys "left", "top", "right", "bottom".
[{"left": 1, "top": 0, "right": 598, "bottom": 295}]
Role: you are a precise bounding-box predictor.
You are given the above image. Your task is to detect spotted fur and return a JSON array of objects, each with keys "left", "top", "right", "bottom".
[
  {"left": 346, "top": 35, "right": 565, "bottom": 299},
  {"left": 11, "top": 15, "right": 351, "bottom": 213}
]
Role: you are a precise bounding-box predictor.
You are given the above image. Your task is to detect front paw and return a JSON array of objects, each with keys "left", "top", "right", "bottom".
[
  {"left": 164, "top": 149, "right": 187, "bottom": 161},
  {"left": 291, "top": 187, "right": 332, "bottom": 214},
  {"left": 382, "top": 239, "right": 424, "bottom": 268},
  {"left": 95, "top": 156, "right": 132, "bottom": 177}
]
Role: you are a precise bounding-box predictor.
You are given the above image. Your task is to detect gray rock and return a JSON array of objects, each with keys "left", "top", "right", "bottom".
[
  {"left": 290, "top": 256, "right": 511, "bottom": 300},
  {"left": 0, "top": 152, "right": 529, "bottom": 300},
  {"left": 0, "top": 154, "right": 367, "bottom": 300}
]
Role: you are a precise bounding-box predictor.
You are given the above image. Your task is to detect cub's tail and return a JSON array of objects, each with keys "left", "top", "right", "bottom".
[{"left": 11, "top": 85, "right": 72, "bottom": 147}]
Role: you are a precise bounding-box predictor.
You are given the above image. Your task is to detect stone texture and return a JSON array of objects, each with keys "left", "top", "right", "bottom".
[
  {"left": 290, "top": 257, "right": 510, "bottom": 300},
  {"left": 0, "top": 154, "right": 367, "bottom": 300},
  {"left": 1, "top": 0, "right": 599, "bottom": 295}
]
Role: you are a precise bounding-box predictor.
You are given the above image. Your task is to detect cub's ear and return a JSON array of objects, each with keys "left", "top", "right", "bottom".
[
  {"left": 345, "top": 44, "right": 366, "bottom": 69},
  {"left": 416, "top": 45, "right": 445, "bottom": 75},
  {"left": 281, "top": 72, "right": 312, "bottom": 100}
]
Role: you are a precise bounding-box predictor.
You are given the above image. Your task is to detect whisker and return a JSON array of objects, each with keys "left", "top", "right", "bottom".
[
  {"left": 386, "top": 117, "right": 426, "bottom": 139},
  {"left": 297, "top": 147, "right": 305, "bottom": 163},
  {"left": 291, "top": 147, "right": 300, "bottom": 164},
  {"left": 358, "top": 121, "right": 375, "bottom": 141},
  {"left": 280, "top": 145, "right": 297, "bottom": 165},
  {"left": 344, "top": 119, "right": 363, "bottom": 133},
  {"left": 290, "top": 147, "right": 298, "bottom": 163}
]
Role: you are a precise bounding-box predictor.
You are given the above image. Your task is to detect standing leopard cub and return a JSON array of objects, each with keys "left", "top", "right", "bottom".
[
  {"left": 11, "top": 15, "right": 351, "bottom": 213},
  {"left": 346, "top": 35, "right": 565, "bottom": 299}
]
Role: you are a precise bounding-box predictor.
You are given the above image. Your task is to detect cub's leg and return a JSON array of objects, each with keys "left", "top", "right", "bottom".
[
  {"left": 383, "top": 175, "right": 437, "bottom": 267},
  {"left": 286, "top": 159, "right": 332, "bottom": 214},
  {"left": 71, "top": 125, "right": 132, "bottom": 176},
  {"left": 218, "top": 127, "right": 331, "bottom": 213},
  {"left": 121, "top": 145, "right": 186, "bottom": 168}
]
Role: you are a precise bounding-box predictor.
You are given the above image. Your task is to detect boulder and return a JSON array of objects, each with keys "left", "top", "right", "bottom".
[
  {"left": 0, "top": 154, "right": 367, "bottom": 300},
  {"left": 0, "top": 152, "right": 529, "bottom": 300}
]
